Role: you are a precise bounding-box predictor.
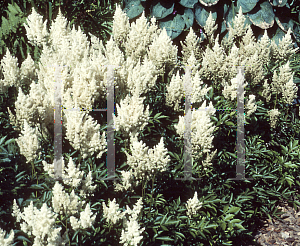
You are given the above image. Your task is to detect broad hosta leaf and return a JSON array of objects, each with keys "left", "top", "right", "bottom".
[
  {"left": 194, "top": 3, "right": 217, "bottom": 28},
  {"left": 179, "top": 0, "right": 198, "bottom": 8},
  {"left": 269, "top": 0, "right": 287, "bottom": 7},
  {"left": 269, "top": 27, "right": 287, "bottom": 46},
  {"left": 181, "top": 8, "right": 194, "bottom": 29},
  {"left": 199, "top": 0, "right": 219, "bottom": 7},
  {"left": 150, "top": 0, "right": 175, "bottom": 20},
  {"left": 159, "top": 14, "right": 185, "bottom": 40},
  {"left": 247, "top": 1, "right": 275, "bottom": 29},
  {"left": 236, "top": 0, "right": 259, "bottom": 13},
  {"left": 123, "top": 0, "right": 145, "bottom": 19},
  {"left": 275, "top": 16, "right": 295, "bottom": 33}
]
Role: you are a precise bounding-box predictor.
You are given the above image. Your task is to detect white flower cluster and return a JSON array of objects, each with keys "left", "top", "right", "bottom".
[
  {"left": 147, "top": 28, "right": 178, "bottom": 75},
  {"left": 222, "top": 68, "right": 248, "bottom": 101},
  {"left": 203, "top": 11, "right": 218, "bottom": 45},
  {"left": 113, "top": 93, "right": 150, "bottom": 138},
  {"left": 271, "top": 60, "right": 298, "bottom": 105},
  {"left": 70, "top": 203, "right": 96, "bottom": 230},
  {"left": 268, "top": 109, "right": 281, "bottom": 129},
  {"left": 42, "top": 157, "right": 96, "bottom": 197},
  {"left": 4, "top": 7, "right": 108, "bottom": 159},
  {"left": 262, "top": 79, "right": 272, "bottom": 102},
  {"left": 166, "top": 64, "right": 211, "bottom": 112},
  {"left": 12, "top": 200, "right": 68, "bottom": 246},
  {"left": 180, "top": 27, "right": 203, "bottom": 66},
  {"left": 227, "top": 7, "right": 248, "bottom": 39},
  {"left": 112, "top": 4, "right": 130, "bottom": 46},
  {"left": 187, "top": 6, "right": 299, "bottom": 113},
  {"left": 175, "top": 101, "right": 217, "bottom": 166},
  {"left": 0, "top": 228, "right": 14, "bottom": 246},
  {"left": 123, "top": 136, "right": 170, "bottom": 182},
  {"left": 114, "top": 169, "right": 134, "bottom": 192},
  {"left": 15, "top": 119, "right": 41, "bottom": 164},
  {"left": 271, "top": 28, "right": 299, "bottom": 62},
  {"left": 0, "top": 48, "right": 20, "bottom": 92},
  {"left": 186, "top": 192, "right": 203, "bottom": 218},
  {"left": 246, "top": 95, "right": 257, "bottom": 117},
  {"left": 102, "top": 198, "right": 144, "bottom": 246},
  {"left": 24, "top": 7, "right": 49, "bottom": 46},
  {"left": 20, "top": 53, "right": 37, "bottom": 87},
  {"left": 114, "top": 136, "right": 170, "bottom": 192},
  {"left": 102, "top": 198, "right": 124, "bottom": 225},
  {"left": 52, "top": 182, "right": 85, "bottom": 216},
  {"left": 126, "top": 56, "right": 158, "bottom": 96},
  {"left": 64, "top": 109, "right": 107, "bottom": 159},
  {"left": 123, "top": 11, "right": 161, "bottom": 64}
]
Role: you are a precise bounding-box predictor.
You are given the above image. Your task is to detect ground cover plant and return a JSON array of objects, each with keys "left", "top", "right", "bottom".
[{"left": 0, "top": 3, "right": 300, "bottom": 246}]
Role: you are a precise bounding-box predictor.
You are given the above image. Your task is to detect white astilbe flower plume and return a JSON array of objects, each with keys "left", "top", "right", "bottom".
[
  {"left": 123, "top": 198, "right": 143, "bottom": 221},
  {"left": 120, "top": 198, "right": 145, "bottom": 246},
  {"left": 7, "top": 81, "right": 53, "bottom": 135},
  {"left": 166, "top": 58, "right": 210, "bottom": 112},
  {"left": 102, "top": 198, "right": 124, "bottom": 225},
  {"left": 16, "top": 119, "right": 41, "bottom": 164},
  {"left": 262, "top": 79, "right": 272, "bottom": 102},
  {"left": 229, "top": 6, "right": 247, "bottom": 38},
  {"left": 165, "top": 70, "right": 184, "bottom": 112},
  {"left": 271, "top": 28, "right": 299, "bottom": 62},
  {"left": 256, "top": 30, "right": 271, "bottom": 65},
  {"left": 147, "top": 28, "right": 178, "bottom": 75},
  {"left": 180, "top": 27, "right": 203, "bottom": 65},
  {"left": 203, "top": 11, "right": 218, "bottom": 45},
  {"left": 0, "top": 49, "right": 20, "bottom": 92},
  {"left": 200, "top": 35, "right": 226, "bottom": 82},
  {"left": 222, "top": 68, "right": 248, "bottom": 101},
  {"left": 112, "top": 4, "right": 130, "bottom": 46},
  {"left": 126, "top": 56, "right": 158, "bottom": 96},
  {"left": 120, "top": 218, "right": 145, "bottom": 246},
  {"left": 71, "top": 55, "right": 102, "bottom": 109},
  {"left": 271, "top": 61, "right": 294, "bottom": 95},
  {"left": 48, "top": 8, "right": 70, "bottom": 51},
  {"left": 124, "top": 11, "right": 160, "bottom": 63},
  {"left": 175, "top": 101, "right": 216, "bottom": 164},
  {"left": 282, "top": 76, "right": 298, "bottom": 105},
  {"left": 186, "top": 192, "right": 203, "bottom": 218},
  {"left": 114, "top": 169, "right": 134, "bottom": 192},
  {"left": 124, "top": 136, "right": 170, "bottom": 182},
  {"left": 0, "top": 228, "right": 14, "bottom": 246},
  {"left": 246, "top": 95, "right": 257, "bottom": 117},
  {"left": 114, "top": 93, "right": 150, "bottom": 138},
  {"left": 185, "top": 50, "right": 201, "bottom": 76},
  {"left": 239, "top": 26, "right": 257, "bottom": 58},
  {"left": 268, "top": 109, "right": 281, "bottom": 128},
  {"left": 224, "top": 44, "right": 241, "bottom": 79},
  {"left": 190, "top": 70, "right": 211, "bottom": 104},
  {"left": 64, "top": 108, "right": 107, "bottom": 159},
  {"left": 105, "top": 37, "right": 125, "bottom": 68},
  {"left": 20, "top": 53, "right": 37, "bottom": 87},
  {"left": 52, "top": 182, "right": 85, "bottom": 216},
  {"left": 11, "top": 201, "right": 68, "bottom": 246},
  {"left": 242, "top": 50, "right": 265, "bottom": 86},
  {"left": 43, "top": 157, "right": 83, "bottom": 188},
  {"left": 42, "top": 157, "right": 96, "bottom": 197},
  {"left": 24, "top": 7, "right": 49, "bottom": 46},
  {"left": 70, "top": 203, "right": 97, "bottom": 230}
]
